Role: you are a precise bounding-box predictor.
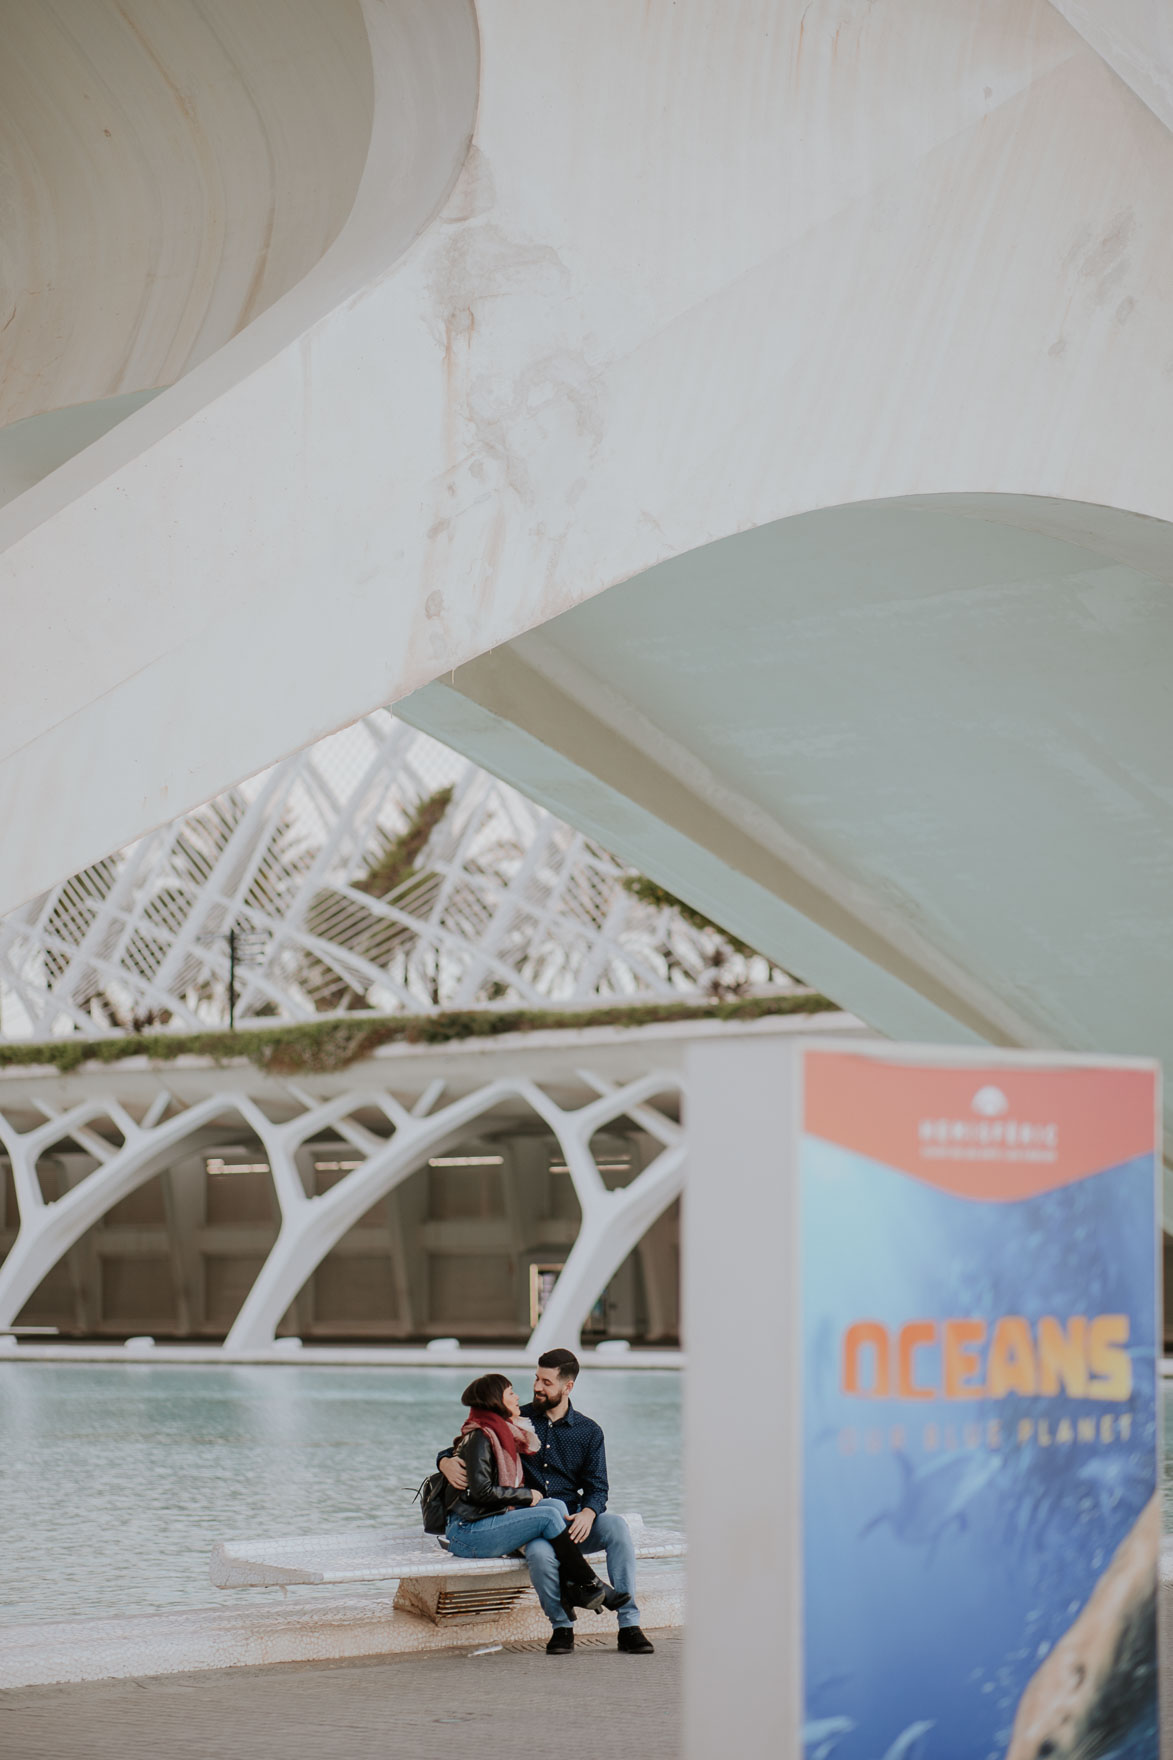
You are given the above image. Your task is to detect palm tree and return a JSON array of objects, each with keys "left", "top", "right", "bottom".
[
  {"left": 619, "top": 874, "right": 801, "bottom": 1000},
  {"left": 37, "top": 854, "right": 126, "bottom": 1026},
  {"left": 298, "top": 786, "right": 455, "bottom": 1011}
]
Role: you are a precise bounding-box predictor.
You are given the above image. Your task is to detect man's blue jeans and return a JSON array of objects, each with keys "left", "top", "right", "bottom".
[
  {"left": 525, "top": 1511, "right": 640, "bottom": 1630},
  {"left": 446, "top": 1502, "right": 639, "bottom": 1630}
]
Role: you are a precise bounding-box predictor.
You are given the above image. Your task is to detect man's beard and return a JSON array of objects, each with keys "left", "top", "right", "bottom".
[{"left": 531, "top": 1389, "right": 552, "bottom": 1409}]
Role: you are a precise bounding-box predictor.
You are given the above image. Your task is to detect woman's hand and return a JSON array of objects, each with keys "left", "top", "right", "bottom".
[{"left": 530, "top": 1488, "right": 542, "bottom": 1505}]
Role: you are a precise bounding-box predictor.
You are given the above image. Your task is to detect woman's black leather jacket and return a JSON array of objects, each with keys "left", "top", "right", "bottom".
[{"left": 446, "top": 1428, "right": 535, "bottom": 1524}]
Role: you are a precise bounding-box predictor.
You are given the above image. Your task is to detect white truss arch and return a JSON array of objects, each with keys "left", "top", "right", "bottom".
[
  {"left": 0, "top": 713, "right": 791, "bottom": 1041},
  {"left": 528, "top": 1073, "right": 685, "bottom": 1357},
  {"left": 0, "top": 1092, "right": 244, "bottom": 1331},
  {"left": 0, "top": 1059, "right": 688, "bottom": 1354},
  {"left": 223, "top": 1069, "right": 683, "bottom": 1351},
  {"left": 0, "top": 1013, "right": 852, "bottom": 1351}
]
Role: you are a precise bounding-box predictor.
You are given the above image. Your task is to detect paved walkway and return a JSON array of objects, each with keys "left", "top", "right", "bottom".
[
  {"left": 6, "top": 1630, "right": 1173, "bottom": 1757},
  {"left": 0, "top": 1631, "right": 682, "bottom": 1760}
]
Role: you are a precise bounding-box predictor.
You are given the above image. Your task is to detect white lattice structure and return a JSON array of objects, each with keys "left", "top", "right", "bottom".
[
  {"left": 0, "top": 713, "right": 780, "bottom": 1042},
  {"left": 0, "top": 1068, "right": 673, "bottom": 1353},
  {"left": 0, "top": 1013, "right": 854, "bottom": 1351}
]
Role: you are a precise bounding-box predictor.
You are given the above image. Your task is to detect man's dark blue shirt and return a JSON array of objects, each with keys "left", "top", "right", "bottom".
[
  {"left": 439, "top": 1400, "right": 609, "bottom": 1517},
  {"left": 518, "top": 1400, "right": 609, "bottom": 1517}
]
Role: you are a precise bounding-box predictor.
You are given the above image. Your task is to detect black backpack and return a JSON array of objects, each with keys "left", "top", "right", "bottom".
[
  {"left": 414, "top": 1435, "right": 467, "bottom": 1534},
  {"left": 415, "top": 1469, "right": 450, "bottom": 1535}
]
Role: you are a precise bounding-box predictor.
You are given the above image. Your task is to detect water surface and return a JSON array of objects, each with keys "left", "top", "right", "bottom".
[
  {"left": 0, "top": 1363, "right": 682, "bottom": 1625},
  {"left": 3, "top": 1362, "right": 1168, "bottom": 1629}
]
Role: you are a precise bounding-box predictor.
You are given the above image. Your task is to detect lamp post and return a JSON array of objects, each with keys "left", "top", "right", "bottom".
[{"left": 197, "top": 927, "right": 268, "bottom": 1029}]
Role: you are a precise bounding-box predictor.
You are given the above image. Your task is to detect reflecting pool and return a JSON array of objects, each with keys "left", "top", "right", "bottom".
[
  {"left": 2, "top": 1364, "right": 1168, "bottom": 1628},
  {"left": 0, "top": 1363, "right": 682, "bottom": 1625}
]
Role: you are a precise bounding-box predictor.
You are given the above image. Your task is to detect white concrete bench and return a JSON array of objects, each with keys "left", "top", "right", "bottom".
[{"left": 210, "top": 1513, "right": 685, "bottom": 1626}]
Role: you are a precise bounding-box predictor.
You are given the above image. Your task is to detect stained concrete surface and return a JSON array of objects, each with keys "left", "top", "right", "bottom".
[
  {"left": 5, "top": 1627, "right": 1172, "bottom": 1758},
  {"left": 0, "top": 1630, "right": 682, "bottom": 1760}
]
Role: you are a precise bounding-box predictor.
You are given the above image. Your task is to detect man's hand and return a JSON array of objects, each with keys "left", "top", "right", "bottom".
[
  {"left": 438, "top": 1455, "right": 468, "bottom": 1491},
  {"left": 566, "top": 1508, "right": 596, "bottom": 1544}
]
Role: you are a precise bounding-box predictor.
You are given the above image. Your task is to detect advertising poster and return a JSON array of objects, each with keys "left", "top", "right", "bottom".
[{"left": 801, "top": 1050, "right": 1160, "bottom": 1760}]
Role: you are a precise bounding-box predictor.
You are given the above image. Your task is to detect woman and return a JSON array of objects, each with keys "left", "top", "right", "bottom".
[{"left": 443, "top": 1372, "right": 629, "bottom": 1619}]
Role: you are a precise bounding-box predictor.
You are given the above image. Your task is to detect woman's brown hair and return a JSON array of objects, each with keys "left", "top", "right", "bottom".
[{"left": 460, "top": 1372, "right": 513, "bottom": 1416}]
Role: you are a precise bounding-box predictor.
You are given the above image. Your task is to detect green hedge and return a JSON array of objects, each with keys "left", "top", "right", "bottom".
[{"left": 0, "top": 992, "right": 840, "bottom": 1078}]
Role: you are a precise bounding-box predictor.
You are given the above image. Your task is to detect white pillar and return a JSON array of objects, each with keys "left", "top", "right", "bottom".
[
  {"left": 682, "top": 1035, "right": 801, "bottom": 1760},
  {"left": 0, "top": 1095, "right": 228, "bottom": 1329},
  {"left": 528, "top": 1146, "right": 685, "bottom": 1354}
]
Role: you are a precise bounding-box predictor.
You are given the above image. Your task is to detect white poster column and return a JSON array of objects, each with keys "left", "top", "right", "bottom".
[
  {"left": 682, "top": 1037, "right": 1160, "bottom": 1760},
  {"left": 683, "top": 1035, "right": 803, "bottom": 1760}
]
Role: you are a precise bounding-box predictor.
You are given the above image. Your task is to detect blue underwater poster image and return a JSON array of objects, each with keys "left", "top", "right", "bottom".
[{"left": 800, "top": 1051, "right": 1160, "bottom": 1760}]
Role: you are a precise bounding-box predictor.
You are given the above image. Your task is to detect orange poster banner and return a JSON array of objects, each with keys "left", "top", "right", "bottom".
[{"left": 803, "top": 1052, "right": 1156, "bottom": 1202}]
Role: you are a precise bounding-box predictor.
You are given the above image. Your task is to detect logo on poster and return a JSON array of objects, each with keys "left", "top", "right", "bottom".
[
  {"left": 917, "top": 1085, "right": 1058, "bottom": 1163},
  {"left": 971, "top": 1085, "right": 1009, "bottom": 1116}
]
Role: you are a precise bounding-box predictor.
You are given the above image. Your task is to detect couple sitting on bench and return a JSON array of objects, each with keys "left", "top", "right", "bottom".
[{"left": 434, "top": 1347, "right": 655, "bottom": 1657}]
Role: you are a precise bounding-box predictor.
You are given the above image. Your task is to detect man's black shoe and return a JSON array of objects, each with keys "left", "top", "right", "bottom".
[
  {"left": 617, "top": 1627, "right": 655, "bottom": 1654},
  {"left": 546, "top": 1626, "right": 575, "bottom": 1655}
]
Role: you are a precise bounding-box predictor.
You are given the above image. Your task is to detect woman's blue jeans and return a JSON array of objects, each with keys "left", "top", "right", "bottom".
[{"left": 446, "top": 1498, "right": 572, "bottom": 1627}]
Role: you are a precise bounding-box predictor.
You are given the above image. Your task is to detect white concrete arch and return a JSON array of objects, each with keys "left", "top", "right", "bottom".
[
  {"left": 527, "top": 1075, "right": 684, "bottom": 1357},
  {"left": 0, "top": 1091, "right": 238, "bottom": 1329},
  {"left": 0, "top": 1083, "right": 390, "bottom": 1333},
  {"left": 223, "top": 1067, "right": 682, "bottom": 1352},
  {"left": 12, "top": 0, "right": 1173, "bottom": 935},
  {"left": 6, "top": 0, "right": 1173, "bottom": 1203},
  {"left": 399, "top": 488, "right": 1173, "bottom": 1188},
  {"left": 1051, "top": 2, "right": 1173, "bottom": 135},
  {"left": 0, "top": 0, "right": 480, "bottom": 914},
  {"left": 0, "top": 0, "right": 375, "bottom": 442},
  {"left": 0, "top": 1061, "right": 684, "bottom": 1350},
  {"left": 0, "top": 1006, "right": 852, "bottom": 1344}
]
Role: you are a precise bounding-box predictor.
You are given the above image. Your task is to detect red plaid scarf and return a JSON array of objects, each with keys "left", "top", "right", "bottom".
[{"left": 460, "top": 1409, "right": 539, "bottom": 1487}]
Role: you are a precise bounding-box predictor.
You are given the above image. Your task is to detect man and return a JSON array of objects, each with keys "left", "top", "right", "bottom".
[{"left": 438, "top": 1347, "right": 655, "bottom": 1657}]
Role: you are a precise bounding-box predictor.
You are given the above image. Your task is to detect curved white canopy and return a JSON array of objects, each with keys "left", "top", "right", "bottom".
[{"left": 2, "top": 1, "right": 1173, "bottom": 1163}]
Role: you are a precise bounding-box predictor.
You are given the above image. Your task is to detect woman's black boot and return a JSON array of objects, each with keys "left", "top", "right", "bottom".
[{"left": 550, "top": 1529, "right": 631, "bottom": 1615}]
